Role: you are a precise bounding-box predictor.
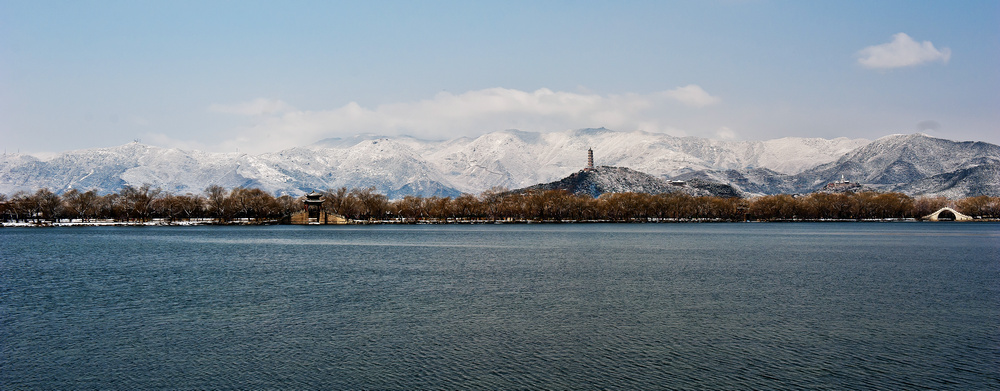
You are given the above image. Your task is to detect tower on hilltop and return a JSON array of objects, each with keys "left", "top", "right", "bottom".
[{"left": 585, "top": 148, "right": 595, "bottom": 171}]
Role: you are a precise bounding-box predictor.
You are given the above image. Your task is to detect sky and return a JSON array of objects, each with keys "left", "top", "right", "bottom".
[{"left": 1, "top": 0, "right": 998, "bottom": 155}]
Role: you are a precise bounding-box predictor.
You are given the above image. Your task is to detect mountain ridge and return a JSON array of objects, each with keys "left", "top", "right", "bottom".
[
  {"left": 671, "top": 133, "right": 1000, "bottom": 198},
  {"left": 1, "top": 129, "right": 996, "bottom": 198}
]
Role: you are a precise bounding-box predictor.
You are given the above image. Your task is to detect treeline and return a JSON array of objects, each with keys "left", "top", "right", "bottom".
[
  {"left": 1, "top": 185, "right": 998, "bottom": 224},
  {"left": 0, "top": 185, "right": 299, "bottom": 224}
]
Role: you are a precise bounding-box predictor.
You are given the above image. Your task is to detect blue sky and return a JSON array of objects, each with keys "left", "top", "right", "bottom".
[{"left": 1, "top": 0, "right": 997, "bottom": 154}]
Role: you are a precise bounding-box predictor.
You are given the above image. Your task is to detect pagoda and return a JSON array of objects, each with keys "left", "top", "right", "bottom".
[
  {"left": 584, "top": 148, "right": 595, "bottom": 171},
  {"left": 290, "top": 191, "right": 347, "bottom": 224}
]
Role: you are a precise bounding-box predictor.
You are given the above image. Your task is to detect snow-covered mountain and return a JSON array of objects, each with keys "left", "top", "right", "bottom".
[
  {"left": 673, "top": 134, "right": 1000, "bottom": 197},
  {"left": 420, "top": 128, "right": 867, "bottom": 193},
  {"left": 1, "top": 129, "right": 995, "bottom": 198}
]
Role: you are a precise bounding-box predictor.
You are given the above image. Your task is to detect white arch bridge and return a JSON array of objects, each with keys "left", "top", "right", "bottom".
[{"left": 921, "top": 207, "right": 973, "bottom": 221}]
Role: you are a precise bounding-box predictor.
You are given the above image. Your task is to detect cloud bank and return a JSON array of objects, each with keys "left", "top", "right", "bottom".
[
  {"left": 662, "top": 85, "right": 721, "bottom": 107},
  {"left": 204, "top": 86, "right": 721, "bottom": 153},
  {"left": 857, "top": 33, "right": 951, "bottom": 69}
]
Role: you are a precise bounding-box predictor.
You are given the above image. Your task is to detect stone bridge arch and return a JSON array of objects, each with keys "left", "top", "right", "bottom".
[{"left": 922, "top": 207, "right": 972, "bottom": 221}]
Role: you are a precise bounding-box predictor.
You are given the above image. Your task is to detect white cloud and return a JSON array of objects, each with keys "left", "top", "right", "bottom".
[
  {"left": 715, "top": 126, "right": 737, "bottom": 140},
  {"left": 208, "top": 98, "right": 295, "bottom": 116},
  {"left": 205, "top": 86, "right": 721, "bottom": 153},
  {"left": 857, "top": 33, "right": 951, "bottom": 69},
  {"left": 662, "top": 84, "right": 721, "bottom": 107}
]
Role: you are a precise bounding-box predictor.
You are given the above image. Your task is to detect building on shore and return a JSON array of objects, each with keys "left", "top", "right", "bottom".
[{"left": 289, "top": 191, "right": 348, "bottom": 224}]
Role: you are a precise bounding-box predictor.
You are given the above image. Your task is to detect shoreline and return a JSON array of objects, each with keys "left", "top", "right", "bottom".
[{"left": 5, "top": 217, "right": 998, "bottom": 227}]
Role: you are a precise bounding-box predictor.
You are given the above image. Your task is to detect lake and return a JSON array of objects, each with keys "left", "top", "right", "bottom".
[{"left": 2, "top": 223, "right": 998, "bottom": 389}]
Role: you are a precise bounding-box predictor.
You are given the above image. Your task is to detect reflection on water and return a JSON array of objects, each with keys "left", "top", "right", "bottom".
[{"left": 2, "top": 223, "right": 998, "bottom": 389}]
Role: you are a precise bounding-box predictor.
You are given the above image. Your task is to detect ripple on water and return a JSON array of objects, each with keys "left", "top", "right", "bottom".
[{"left": 1, "top": 223, "right": 998, "bottom": 389}]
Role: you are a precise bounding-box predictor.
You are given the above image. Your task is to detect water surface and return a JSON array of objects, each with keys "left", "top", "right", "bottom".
[{"left": 2, "top": 223, "right": 998, "bottom": 389}]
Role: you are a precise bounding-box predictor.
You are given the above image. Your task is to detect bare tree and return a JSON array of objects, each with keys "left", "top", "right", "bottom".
[
  {"left": 177, "top": 193, "right": 206, "bottom": 221},
  {"left": 322, "top": 187, "right": 350, "bottom": 217},
  {"left": 62, "top": 189, "right": 100, "bottom": 221},
  {"left": 392, "top": 195, "right": 426, "bottom": 221},
  {"left": 452, "top": 193, "right": 481, "bottom": 220},
  {"left": 33, "top": 188, "right": 62, "bottom": 222},
  {"left": 913, "top": 196, "right": 951, "bottom": 217},
  {"left": 956, "top": 195, "right": 1000, "bottom": 218},
  {"left": 0, "top": 193, "right": 8, "bottom": 221},
  {"left": 205, "top": 185, "right": 234, "bottom": 222},
  {"left": 350, "top": 187, "right": 388, "bottom": 220},
  {"left": 120, "top": 184, "right": 162, "bottom": 222},
  {"left": 275, "top": 195, "right": 298, "bottom": 221}
]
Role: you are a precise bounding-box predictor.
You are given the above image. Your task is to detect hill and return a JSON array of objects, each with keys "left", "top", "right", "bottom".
[{"left": 520, "top": 166, "right": 741, "bottom": 198}]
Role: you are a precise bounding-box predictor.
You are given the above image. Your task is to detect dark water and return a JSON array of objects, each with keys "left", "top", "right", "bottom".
[{"left": 2, "top": 223, "right": 998, "bottom": 389}]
